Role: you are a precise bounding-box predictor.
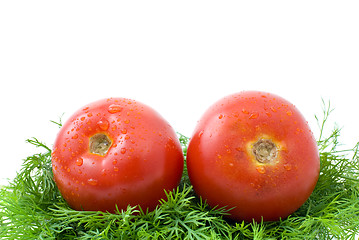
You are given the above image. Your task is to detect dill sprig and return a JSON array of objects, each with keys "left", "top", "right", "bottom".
[{"left": 1, "top": 103, "right": 358, "bottom": 239}]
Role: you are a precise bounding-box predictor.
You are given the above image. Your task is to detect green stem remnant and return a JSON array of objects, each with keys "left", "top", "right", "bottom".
[{"left": 1, "top": 103, "right": 359, "bottom": 239}]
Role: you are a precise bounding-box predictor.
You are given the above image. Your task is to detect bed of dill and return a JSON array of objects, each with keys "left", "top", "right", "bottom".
[{"left": 1, "top": 103, "right": 358, "bottom": 240}]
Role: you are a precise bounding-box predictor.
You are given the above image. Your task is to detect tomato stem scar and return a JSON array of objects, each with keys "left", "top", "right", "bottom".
[
  {"left": 252, "top": 139, "right": 277, "bottom": 164},
  {"left": 89, "top": 133, "right": 112, "bottom": 156}
]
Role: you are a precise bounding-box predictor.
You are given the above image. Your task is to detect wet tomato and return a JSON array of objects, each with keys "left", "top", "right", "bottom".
[
  {"left": 187, "top": 91, "right": 320, "bottom": 222},
  {"left": 52, "top": 98, "right": 184, "bottom": 213}
]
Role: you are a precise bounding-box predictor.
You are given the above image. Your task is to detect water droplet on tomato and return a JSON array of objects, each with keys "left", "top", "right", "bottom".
[
  {"left": 121, "top": 148, "right": 126, "bottom": 154},
  {"left": 286, "top": 110, "right": 293, "bottom": 116},
  {"left": 235, "top": 147, "right": 243, "bottom": 152},
  {"left": 296, "top": 128, "right": 304, "bottom": 134},
  {"left": 121, "top": 129, "right": 127, "bottom": 134},
  {"left": 97, "top": 119, "right": 109, "bottom": 131},
  {"left": 242, "top": 109, "right": 249, "bottom": 114},
  {"left": 75, "top": 158, "right": 83, "bottom": 166},
  {"left": 112, "top": 159, "right": 118, "bottom": 165},
  {"left": 108, "top": 104, "right": 123, "bottom": 114},
  {"left": 114, "top": 167, "right": 119, "bottom": 172},
  {"left": 256, "top": 166, "right": 266, "bottom": 174},
  {"left": 218, "top": 114, "right": 223, "bottom": 119},
  {"left": 87, "top": 179, "right": 98, "bottom": 186},
  {"left": 284, "top": 164, "right": 292, "bottom": 171},
  {"left": 249, "top": 112, "right": 259, "bottom": 119},
  {"left": 71, "top": 134, "right": 78, "bottom": 139},
  {"left": 198, "top": 130, "right": 204, "bottom": 138}
]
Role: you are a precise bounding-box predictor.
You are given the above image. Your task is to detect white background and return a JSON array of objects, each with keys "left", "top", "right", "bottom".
[{"left": 0, "top": 1, "right": 358, "bottom": 187}]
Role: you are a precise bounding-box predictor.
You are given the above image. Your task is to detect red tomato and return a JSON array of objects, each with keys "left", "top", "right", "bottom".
[
  {"left": 52, "top": 98, "right": 184, "bottom": 213},
  {"left": 187, "top": 91, "right": 320, "bottom": 222}
]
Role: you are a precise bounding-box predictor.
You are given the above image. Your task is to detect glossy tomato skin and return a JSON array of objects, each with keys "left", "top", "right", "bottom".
[
  {"left": 187, "top": 91, "right": 320, "bottom": 222},
  {"left": 52, "top": 98, "right": 184, "bottom": 213}
]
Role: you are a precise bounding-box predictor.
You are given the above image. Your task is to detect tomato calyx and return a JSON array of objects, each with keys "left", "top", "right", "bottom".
[
  {"left": 252, "top": 139, "right": 277, "bottom": 164},
  {"left": 89, "top": 133, "right": 112, "bottom": 156}
]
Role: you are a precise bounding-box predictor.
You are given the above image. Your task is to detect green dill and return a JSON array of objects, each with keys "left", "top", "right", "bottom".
[{"left": 1, "top": 103, "right": 358, "bottom": 239}]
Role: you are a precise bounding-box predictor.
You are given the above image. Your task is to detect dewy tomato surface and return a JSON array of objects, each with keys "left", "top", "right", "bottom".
[
  {"left": 52, "top": 98, "right": 184, "bottom": 213},
  {"left": 187, "top": 91, "right": 320, "bottom": 222}
]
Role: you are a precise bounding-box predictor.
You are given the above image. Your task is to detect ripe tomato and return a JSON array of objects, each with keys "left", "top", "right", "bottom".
[
  {"left": 187, "top": 91, "right": 320, "bottom": 222},
  {"left": 52, "top": 98, "right": 184, "bottom": 213}
]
